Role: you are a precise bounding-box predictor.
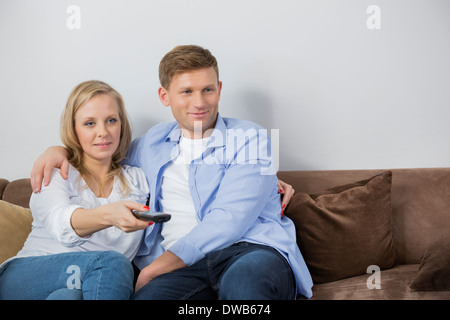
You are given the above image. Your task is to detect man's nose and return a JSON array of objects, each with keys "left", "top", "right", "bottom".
[{"left": 192, "top": 92, "right": 206, "bottom": 108}]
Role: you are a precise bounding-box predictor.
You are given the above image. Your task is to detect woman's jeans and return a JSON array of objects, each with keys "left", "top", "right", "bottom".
[
  {"left": 0, "top": 251, "right": 134, "bottom": 300},
  {"left": 132, "top": 242, "right": 296, "bottom": 300}
]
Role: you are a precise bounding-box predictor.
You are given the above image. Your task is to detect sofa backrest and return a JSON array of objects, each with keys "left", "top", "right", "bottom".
[
  {"left": 2, "top": 169, "right": 450, "bottom": 264},
  {"left": 0, "top": 178, "right": 32, "bottom": 208},
  {"left": 277, "top": 168, "right": 450, "bottom": 264}
]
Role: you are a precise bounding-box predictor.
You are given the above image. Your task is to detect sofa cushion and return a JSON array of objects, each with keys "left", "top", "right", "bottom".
[
  {"left": 285, "top": 171, "right": 396, "bottom": 284},
  {"left": 0, "top": 200, "right": 33, "bottom": 265},
  {"left": 410, "top": 236, "right": 450, "bottom": 291},
  {"left": 306, "top": 264, "right": 450, "bottom": 300}
]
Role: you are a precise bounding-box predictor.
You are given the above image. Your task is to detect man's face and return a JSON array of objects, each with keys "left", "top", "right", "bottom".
[{"left": 158, "top": 67, "right": 222, "bottom": 138}]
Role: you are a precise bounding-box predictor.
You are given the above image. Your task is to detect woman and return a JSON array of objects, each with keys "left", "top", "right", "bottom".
[{"left": 0, "top": 80, "right": 151, "bottom": 300}]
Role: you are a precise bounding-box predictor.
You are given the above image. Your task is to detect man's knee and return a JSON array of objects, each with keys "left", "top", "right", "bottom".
[
  {"left": 131, "top": 273, "right": 176, "bottom": 300},
  {"left": 218, "top": 247, "right": 295, "bottom": 300}
]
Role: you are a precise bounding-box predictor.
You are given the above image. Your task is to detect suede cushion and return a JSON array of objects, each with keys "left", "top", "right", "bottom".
[
  {"left": 0, "top": 200, "right": 33, "bottom": 265},
  {"left": 285, "top": 171, "right": 396, "bottom": 284},
  {"left": 410, "top": 236, "right": 450, "bottom": 291}
]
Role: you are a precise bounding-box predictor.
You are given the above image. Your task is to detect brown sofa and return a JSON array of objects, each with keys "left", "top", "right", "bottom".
[
  {"left": 278, "top": 167, "right": 450, "bottom": 299},
  {"left": 1, "top": 168, "right": 450, "bottom": 299}
]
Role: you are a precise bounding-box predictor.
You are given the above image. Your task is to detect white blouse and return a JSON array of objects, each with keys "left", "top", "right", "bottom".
[{"left": 10, "top": 164, "right": 149, "bottom": 263}]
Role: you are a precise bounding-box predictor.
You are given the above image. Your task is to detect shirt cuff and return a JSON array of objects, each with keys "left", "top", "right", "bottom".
[
  {"left": 55, "top": 204, "right": 91, "bottom": 247},
  {"left": 168, "top": 238, "right": 205, "bottom": 266}
]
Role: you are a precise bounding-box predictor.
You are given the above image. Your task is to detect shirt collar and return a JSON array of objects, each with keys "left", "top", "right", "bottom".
[{"left": 165, "top": 113, "right": 226, "bottom": 148}]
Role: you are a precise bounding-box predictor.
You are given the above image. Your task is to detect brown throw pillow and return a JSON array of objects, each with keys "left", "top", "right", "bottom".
[
  {"left": 285, "top": 171, "right": 396, "bottom": 284},
  {"left": 410, "top": 236, "right": 450, "bottom": 291}
]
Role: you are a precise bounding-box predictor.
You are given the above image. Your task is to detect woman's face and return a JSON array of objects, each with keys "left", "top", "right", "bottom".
[{"left": 74, "top": 94, "right": 121, "bottom": 167}]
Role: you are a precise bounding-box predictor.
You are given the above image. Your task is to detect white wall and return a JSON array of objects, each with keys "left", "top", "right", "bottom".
[{"left": 1, "top": 0, "right": 449, "bottom": 181}]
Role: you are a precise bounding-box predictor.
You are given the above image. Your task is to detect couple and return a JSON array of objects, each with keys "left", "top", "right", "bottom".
[{"left": 0, "top": 45, "right": 313, "bottom": 300}]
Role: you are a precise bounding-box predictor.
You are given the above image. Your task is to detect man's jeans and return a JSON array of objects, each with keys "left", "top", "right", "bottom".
[
  {"left": 0, "top": 251, "right": 134, "bottom": 300},
  {"left": 132, "top": 242, "right": 296, "bottom": 300}
]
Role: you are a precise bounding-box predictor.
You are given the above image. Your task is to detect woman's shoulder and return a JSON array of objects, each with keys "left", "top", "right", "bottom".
[
  {"left": 43, "top": 163, "right": 79, "bottom": 188},
  {"left": 31, "top": 164, "right": 81, "bottom": 204}
]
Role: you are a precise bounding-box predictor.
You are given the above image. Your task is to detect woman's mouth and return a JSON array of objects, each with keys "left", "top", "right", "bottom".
[{"left": 94, "top": 142, "right": 112, "bottom": 149}]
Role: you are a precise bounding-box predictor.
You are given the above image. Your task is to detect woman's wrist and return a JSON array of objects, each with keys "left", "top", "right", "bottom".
[{"left": 70, "top": 207, "right": 111, "bottom": 237}]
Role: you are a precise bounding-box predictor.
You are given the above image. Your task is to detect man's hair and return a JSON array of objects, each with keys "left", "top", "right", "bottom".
[{"left": 159, "top": 45, "right": 219, "bottom": 89}]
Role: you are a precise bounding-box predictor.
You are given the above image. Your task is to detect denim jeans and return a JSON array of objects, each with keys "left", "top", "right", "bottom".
[
  {"left": 0, "top": 251, "right": 134, "bottom": 300},
  {"left": 132, "top": 242, "right": 296, "bottom": 300}
]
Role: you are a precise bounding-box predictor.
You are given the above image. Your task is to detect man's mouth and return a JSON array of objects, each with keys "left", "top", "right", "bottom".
[{"left": 189, "top": 111, "right": 208, "bottom": 118}]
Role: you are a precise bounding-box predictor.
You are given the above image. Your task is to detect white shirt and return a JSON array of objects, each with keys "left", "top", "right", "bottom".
[
  {"left": 5, "top": 164, "right": 149, "bottom": 266},
  {"left": 160, "top": 135, "right": 210, "bottom": 250}
]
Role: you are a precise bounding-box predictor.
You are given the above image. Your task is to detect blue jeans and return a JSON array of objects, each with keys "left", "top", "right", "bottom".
[
  {"left": 0, "top": 251, "right": 134, "bottom": 300},
  {"left": 132, "top": 242, "right": 296, "bottom": 300}
]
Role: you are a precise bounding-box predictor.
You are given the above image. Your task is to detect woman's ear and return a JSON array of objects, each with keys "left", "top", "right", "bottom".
[{"left": 158, "top": 86, "right": 170, "bottom": 107}]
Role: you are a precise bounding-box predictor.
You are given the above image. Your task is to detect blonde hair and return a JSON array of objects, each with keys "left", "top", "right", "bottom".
[
  {"left": 159, "top": 45, "right": 219, "bottom": 89},
  {"left": 60, "top": 80, "right": 132, "bottom": 196}
]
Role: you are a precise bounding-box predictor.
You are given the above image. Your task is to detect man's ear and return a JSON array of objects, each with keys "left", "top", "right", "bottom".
[
  {"left": 217, "top": 81, "right": 223, "bottom": 100},
  {"left": 158, "top": 86, "right": 170, "bottom": 107}
]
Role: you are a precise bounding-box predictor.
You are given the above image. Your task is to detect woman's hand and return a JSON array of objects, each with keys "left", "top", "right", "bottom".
[
  {"left": 71, "top": 201, "right": 151, "bottom": 237},
  {"left": 278, "top": 179, "right": 295, "bottom": 215},
  {"left": 103, "top": 201, "right": 152, "bottom": 233}
]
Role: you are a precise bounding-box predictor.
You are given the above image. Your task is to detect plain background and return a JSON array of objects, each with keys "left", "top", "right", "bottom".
[{"left": 1, "top": 0, "right": 449, "bottom": 181}]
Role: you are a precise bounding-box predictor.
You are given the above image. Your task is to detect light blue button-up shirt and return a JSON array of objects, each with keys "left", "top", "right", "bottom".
[{"left": 127, "top": 114, "right": 313, "bottom": 298}]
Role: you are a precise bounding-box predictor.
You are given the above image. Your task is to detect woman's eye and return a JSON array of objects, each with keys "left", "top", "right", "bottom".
[
  {"left": 84, "top": 121, "right": 94, "bottom": 126},
  {"left": 108, "top": 118, "right": 117, "bottom": 124}
]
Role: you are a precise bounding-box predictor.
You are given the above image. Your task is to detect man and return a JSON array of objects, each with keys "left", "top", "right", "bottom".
[{"left": 31, "top": 45, "right": 313, "bottom": 299}]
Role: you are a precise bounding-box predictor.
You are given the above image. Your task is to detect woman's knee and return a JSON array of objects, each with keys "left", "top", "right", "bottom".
[
  {"left": 46, "top": 288, "right": 83, "bottom": 300},
  {"left": 99, "top": 251, "right": 131, "bottom": 267},
  {"left": 98, "top": 251, "right": 133, "bottom": 278},
  {"left": 82, "top": 251, "right": 134, "bottom": 299}
]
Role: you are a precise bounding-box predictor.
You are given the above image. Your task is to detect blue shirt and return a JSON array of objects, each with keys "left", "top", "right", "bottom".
[{"left": 127, "top": 114, "right": 313, "bottom": 298}]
